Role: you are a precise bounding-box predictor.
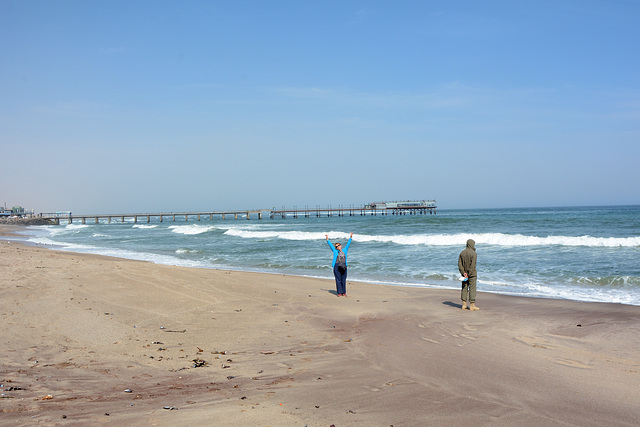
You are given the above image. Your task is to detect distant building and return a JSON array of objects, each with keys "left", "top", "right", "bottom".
[{"left": 1, "top": 206, "right": 27, "bottom": 218}]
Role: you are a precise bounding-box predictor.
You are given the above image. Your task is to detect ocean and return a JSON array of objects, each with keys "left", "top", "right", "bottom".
[{"left": 16, "top": 205, "right": 640, "bottom": 306}]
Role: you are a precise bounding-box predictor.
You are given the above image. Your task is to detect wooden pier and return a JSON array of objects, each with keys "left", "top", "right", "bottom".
[
  {"left": 269, "top": 201, "right": 436, "bottom": 219},
  {"left": 39, "top": 210, "right": 264, "bottom": 225},
  {"left": 38, "top": 200, "right": 436, "bottom": 224}
]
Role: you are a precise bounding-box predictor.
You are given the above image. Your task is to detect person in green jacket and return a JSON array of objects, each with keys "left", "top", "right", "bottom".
[{"left": 458, "top": 239, "right": 479, "bottom": 310}]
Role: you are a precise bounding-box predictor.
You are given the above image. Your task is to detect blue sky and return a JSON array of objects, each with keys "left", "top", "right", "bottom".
[{"left": 2, "top": 0, "right": 639, "bottom": 213}]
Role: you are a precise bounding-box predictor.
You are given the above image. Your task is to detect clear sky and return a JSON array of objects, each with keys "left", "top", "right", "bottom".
[{"left": 2, "top": 0, "right": 639, "bottom": 213}]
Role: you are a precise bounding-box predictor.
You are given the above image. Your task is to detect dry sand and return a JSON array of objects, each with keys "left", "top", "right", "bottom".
[{"left": 1, "top": 226, "right": 639, "bottom": 426}]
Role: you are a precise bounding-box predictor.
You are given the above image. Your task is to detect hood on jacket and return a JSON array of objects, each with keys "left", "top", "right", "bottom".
[{"left": 466, "top": 239, "right": 476, "bottom": 251}]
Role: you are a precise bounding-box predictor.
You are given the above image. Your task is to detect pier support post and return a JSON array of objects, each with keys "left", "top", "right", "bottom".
[
  {"left": 82, "top": 218, "right": 86, "bottom": 225},
  {"left": 234, "top": 213, "right": 238, "bottom": 220},
  {"left": 147, "top": 215, "right": 150, "bottom": 223},
  {"left": 222, "top": 214, "right": 225, "bottom": 220},
  {"left": 160, "top": 216, "right": 163, "bottom": 223},
  {"left": 246, "top": 212, "right": 250, "bottom": 220},
  {"left": 258, "top": 212, "right": 262, "bottom": 220},
  {"left": 173, "top": 214, "right": 176, "bottom": 222},
  {"left": 95, "top": 217, "right": 99, "bottom": 224},
  {"left": 210, "top": 213, "right": 213, "bottom": 220}
]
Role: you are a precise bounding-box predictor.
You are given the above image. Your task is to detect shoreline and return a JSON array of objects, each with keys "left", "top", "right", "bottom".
[
  {"left": 4, "top": 224, "right": 638, "bottom": 308},
  {"left": 1, "top": 226, "right": 639, "bottom": 425}
]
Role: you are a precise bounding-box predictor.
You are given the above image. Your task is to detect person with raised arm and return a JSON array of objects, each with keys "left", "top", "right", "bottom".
[{"left": 326, "top": 232, "right": 353, "bottom": 297}]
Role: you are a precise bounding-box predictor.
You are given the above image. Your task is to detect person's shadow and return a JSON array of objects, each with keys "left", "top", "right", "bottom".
[
  {"left": 442, "top": 300, "right": 464, "bottom": 309},
  {"left": 323, "top": 289, "right": 339, "bottom": 296}
]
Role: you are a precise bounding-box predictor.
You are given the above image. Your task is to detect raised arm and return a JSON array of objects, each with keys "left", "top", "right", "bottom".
[{"left": 326, "top": 235, "right": 335, "bottom": 252}]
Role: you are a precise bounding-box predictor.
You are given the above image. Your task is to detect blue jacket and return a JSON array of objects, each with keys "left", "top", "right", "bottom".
[{"left": 327, "top": 237, "right": 352, "bottom": 267}]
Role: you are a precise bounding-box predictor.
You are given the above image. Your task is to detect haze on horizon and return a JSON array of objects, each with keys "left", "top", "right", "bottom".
[{"left": 1, "top": 1, "right": 639, "bottom": 214}]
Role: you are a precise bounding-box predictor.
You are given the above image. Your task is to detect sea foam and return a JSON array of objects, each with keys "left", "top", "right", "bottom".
[
  {"left": 169, "top": 224, "right": 217, "bottom": 235},
  {"left": 222, "top": 229, "right": 640, "bottom": 247}
]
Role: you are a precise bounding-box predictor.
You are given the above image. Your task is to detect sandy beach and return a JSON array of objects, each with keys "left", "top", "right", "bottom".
[{"left": 1, "top": 226, "right": 639, "bottom": 426}]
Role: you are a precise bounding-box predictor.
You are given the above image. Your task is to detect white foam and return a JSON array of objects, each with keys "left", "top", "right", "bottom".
[
  {"left": 470, "top": 233, "right": 640, "bottom": 247},
  {"left": 481, "top": 279, "right": 636, "bottom": 305},
  {"left": 169, "top": 224, "right": 217, "bottom": 235},
  {"left": 65, "top": 223, "right": 89, "bottom": 230},
  {"left": 224, "top": 229, "right": 327, "bottom": 240},
  {"left": 176, "top": 248, "right": 202, "bottom": 254},
  {"left": 133, "top": 224, "right": 158, "bottom": 229},
  {"left": 221, "top": 229, "right": 640, "bottom": 247}
]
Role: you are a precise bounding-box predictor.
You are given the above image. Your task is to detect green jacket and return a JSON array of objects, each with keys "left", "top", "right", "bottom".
[{"left": 458, "top": 239, "right": 477, "bottom": 277}]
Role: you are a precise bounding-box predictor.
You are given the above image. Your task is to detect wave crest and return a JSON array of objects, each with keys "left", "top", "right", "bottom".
[
  {"left": 169, "top": 225, "right": 217, "bottom": 235},
  {"left": 225, "top": 229, "right": 640, "bottom": 247}
]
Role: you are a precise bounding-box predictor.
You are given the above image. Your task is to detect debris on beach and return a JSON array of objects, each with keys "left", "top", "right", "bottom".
[
  {"left": 192, "top": 358, "right": 207, "bottom": 368},
  {"left": 124, "top": 389, "right": 133, "bottom": 393},
  {"left": 163, "top": 406, "right": 178, "bottom": 410}
]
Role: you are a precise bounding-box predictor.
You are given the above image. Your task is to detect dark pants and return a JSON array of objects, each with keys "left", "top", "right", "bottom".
[
  {"left": 333, "top": 264, "right": 347, "bottom": 294},
  {"left": 461, "top": 275, "right": 477, "bottom": 303}
]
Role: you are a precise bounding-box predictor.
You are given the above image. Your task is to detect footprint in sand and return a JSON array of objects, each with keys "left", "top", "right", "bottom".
[
  {"left": 556, "top": 358, "right": 592, "bottom": 369},
  {"left": 514, "top": 336, "right": 556, "bottom": 350}
]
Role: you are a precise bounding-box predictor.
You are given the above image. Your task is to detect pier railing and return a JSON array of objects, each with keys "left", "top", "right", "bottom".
[
  {"left": 268, "top": 204, "right": 436, "bottom": 219},
  {"left": 38, "top": 203, "right": 437, "bottom": 224},
  {"left": 38, "top": 210, "right": 264, "bottom": 225}
]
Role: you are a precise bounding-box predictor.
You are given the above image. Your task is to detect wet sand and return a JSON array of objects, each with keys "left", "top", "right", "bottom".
[{"left": 1, "top": 226, "right": 639, "bottom": 426}]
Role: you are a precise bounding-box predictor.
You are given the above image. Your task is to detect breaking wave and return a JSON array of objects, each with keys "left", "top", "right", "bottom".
[
  {"left": 224, "top": 229, "right": 640, "bottom": 247},
  {"left": 169, "top": 224, "right": 217, "bottom": 235}
]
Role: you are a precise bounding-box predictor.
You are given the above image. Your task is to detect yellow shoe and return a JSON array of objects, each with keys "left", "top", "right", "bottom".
[
  {"left": 470, "top": 303, "right": 480, "bottom": 311},
  {"left": 461, "top": 301, "right": 467, "bottom": 310}
]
